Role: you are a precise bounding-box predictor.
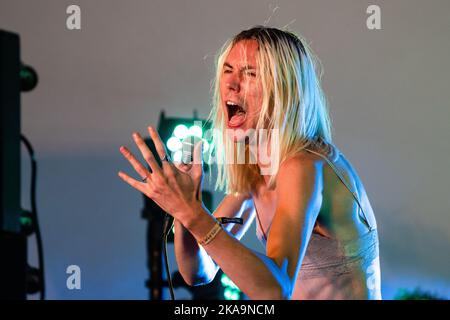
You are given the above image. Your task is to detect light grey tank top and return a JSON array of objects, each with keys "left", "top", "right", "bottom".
[{"left": 255, "top": 146, "right": 382, "bottom": 299}]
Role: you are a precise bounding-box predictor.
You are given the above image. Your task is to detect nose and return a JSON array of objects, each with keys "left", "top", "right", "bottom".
[{"left": 226, "top": 75, "right": 240, "bottom": 92}]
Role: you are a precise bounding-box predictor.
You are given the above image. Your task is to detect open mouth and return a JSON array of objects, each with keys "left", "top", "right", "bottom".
[{"left": 226, "top": 101, "right": 247, "bottom": 127}]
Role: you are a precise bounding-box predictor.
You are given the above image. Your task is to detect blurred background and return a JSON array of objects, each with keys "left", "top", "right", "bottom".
[{"left": 0, "top": 0, "right": 449, "bottom": 299}]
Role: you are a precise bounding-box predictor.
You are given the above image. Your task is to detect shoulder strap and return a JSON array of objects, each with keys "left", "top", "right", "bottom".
[{"left": 304, "top": 148, "right": 374, "bottom": 231}]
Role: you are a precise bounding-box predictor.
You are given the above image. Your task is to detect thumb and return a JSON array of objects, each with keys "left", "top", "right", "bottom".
[
  {"left": 173, "top": 161, "right": 191, "bottom": 173},
  {"left": 192, "top": 140, "right": 203, "bottom": 177}
]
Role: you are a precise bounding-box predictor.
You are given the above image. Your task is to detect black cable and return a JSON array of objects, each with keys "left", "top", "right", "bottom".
[
  {"left": 162, "top": 214, "right": 175, "bottom": 300},
  {"left": 160, "top": 215, "right": 243, "bottom": 300},
  {"left": 20, "top": 134, "right": 45, "bottom": 300}
]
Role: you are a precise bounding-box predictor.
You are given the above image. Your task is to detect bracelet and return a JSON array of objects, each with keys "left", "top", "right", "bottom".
[
  {"left": 217, "top": 217, "right": 243, "bottom": 225},
  {"left": 198, "top": 221, "right": 223, "bottom": 246}
]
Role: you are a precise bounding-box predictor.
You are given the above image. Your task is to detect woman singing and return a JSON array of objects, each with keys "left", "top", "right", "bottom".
[{"left": 118, "top": 26, "right": 381, "bottom": 300}]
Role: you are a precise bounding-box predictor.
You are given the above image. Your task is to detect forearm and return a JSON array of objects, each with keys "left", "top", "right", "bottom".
[
  {"left": 181, "top": 203, "right": 292, "bottom": 300},
  {"left": 173, "top": 219, "right": 218, "bottom": 286}
]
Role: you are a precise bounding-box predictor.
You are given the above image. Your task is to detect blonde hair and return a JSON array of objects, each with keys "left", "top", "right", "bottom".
[{"left": 206, "top": 26, "right": 333, "bottom": 195}]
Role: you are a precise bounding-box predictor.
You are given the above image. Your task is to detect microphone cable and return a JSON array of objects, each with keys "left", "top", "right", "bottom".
[
  {"left": 161, "top": 214, "right": 243, "bottom": 300},
  {"left": 162, "top": 214, "right": 175, "bottom": 300}
]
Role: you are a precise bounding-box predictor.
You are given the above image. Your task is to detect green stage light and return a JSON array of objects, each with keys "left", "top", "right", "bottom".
[
  {"left": 167, "top": 124, "right": 213, "bottom": 162},
  {"left": 221, "top": 275, "right": 230, "bottom": 287},
  {"left": 174, "top": 124, "right": 189, "bottom": 140},
  {"left": 188, "top": 125, "right": 202, "bottom": 138},
  {"left": 221, "top": 273, "right": 242, "bottom": 300},
  {"left": 173, "top": 150, "right": 183, "bottom": 162},
  {"left": 231, "top": 291, "right": 240, "bottom": 300},
  {"left": 158, "top": 113, "right": 213, "bottom": 167},
  {"left": 221, "top": 274, "right": 239, "bottom": 290},
  {"left": 167, "top": 137, "right": 182, "bottom": 152},
  {"left": 224, "top": 288, "right": 240, "bottom": 300},
  {"left": 224, "top": 288, "right": 233, "bottom": 300}
]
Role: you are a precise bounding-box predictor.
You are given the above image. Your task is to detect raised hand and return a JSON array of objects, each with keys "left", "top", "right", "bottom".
[{"left": 118, "top": 126, "right": 203, "bottom": 221}]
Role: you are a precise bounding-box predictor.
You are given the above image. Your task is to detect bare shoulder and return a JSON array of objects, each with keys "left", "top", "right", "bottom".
[
  {"left": 274, "top": 151, "right": 325, "bottom": 215},
  {"left": 265, "top": 151, "right": 324, "bottom": 263},
  {"left": 277, "top": 151, "right": 325, "bottom": 186}
]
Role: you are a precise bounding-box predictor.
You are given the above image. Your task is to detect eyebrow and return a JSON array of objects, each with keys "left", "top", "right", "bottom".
[{"left": 223, "top": 62, "right": 256, "bottom": 71}]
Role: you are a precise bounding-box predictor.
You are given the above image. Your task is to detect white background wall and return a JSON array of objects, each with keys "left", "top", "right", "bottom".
[{"left": 1, "top": 0, "right": 449, "bottom": 299}]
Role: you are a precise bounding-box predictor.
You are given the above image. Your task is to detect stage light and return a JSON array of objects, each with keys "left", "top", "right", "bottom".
[
  {"left": 167, "top": 136, "right": 182, "bottom": 152},
  {"left": 142, "top": 111, "right": 217, "bottom": 300},
  {"left": 220, "top": 273, "right": 242, "bottom": 300},
  {"left": 156, "top": 113, "right": 212, "bottom": 165},
  {"left": 188, "top": 125, "right": 202, "bottom": 138},
  {"left": 173, "top": 124, "right": 189, "bottom": 140},
  {"left": 173, "top": 150, "right": 182, "bottom": 162}
]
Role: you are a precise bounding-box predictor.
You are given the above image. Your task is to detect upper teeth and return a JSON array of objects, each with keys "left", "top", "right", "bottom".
[{"left": 227, "top": 101, "right": 238, "bottom": 106}]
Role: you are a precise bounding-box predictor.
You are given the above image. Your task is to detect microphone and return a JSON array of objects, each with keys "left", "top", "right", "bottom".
[
  {"left": 160, "top": 136, "right": 200, "bottom": 236},
  {"left": 161, "top": 136, "right": 203, "bottom": 237},
  {"left": 180, "top": 135, "right": 202, "bottom": 165}
]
